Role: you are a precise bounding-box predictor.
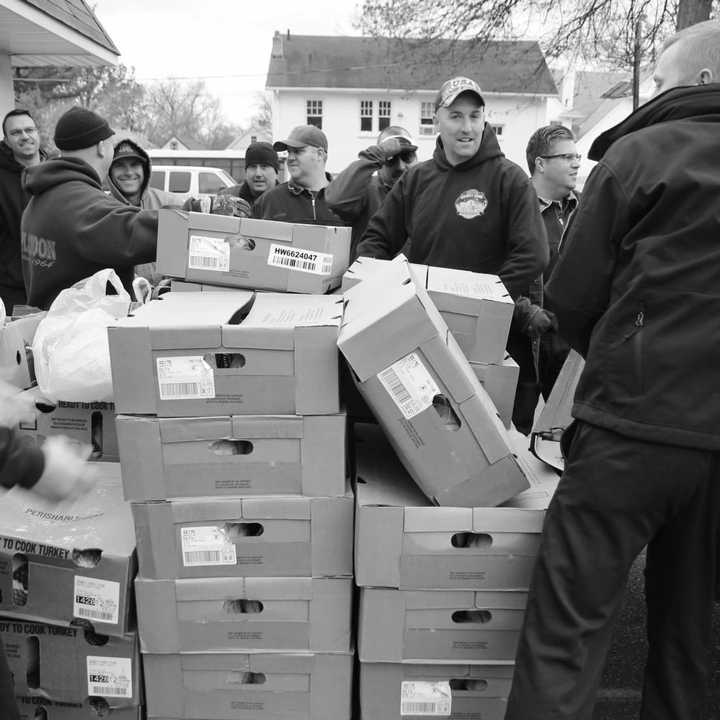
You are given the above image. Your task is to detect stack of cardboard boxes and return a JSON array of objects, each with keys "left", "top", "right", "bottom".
[
  {"left": 0, "top": 464, "right": 142, "bottom": 720},
  {"left": 108, "top": 210, "right": 356, "bottom": 720}
]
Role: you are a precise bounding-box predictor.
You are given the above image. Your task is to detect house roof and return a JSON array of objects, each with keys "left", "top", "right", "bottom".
[
  {"left": 0, "top": 0, "right": 119, "bottom": 66},
  {"left": 162, "top": 134, "right": 206, "bottom": 151},
  {"left": 267, "top": 34, "right": 558, "bottom": 96}
]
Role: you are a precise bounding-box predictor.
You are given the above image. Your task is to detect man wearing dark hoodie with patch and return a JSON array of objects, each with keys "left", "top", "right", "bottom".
[
  {"left": 505, "top": 20, "right": 720, "bottom": 720},
  {"left": 21, "top": 108, "right": 158, "bottom": 310},
  {"left": 356, "top": 77, "right": 548, "bottom": 432}
]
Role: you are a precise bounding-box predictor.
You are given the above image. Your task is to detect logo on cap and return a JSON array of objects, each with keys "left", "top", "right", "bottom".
[{"left": 436, "top": 77, "right": 484, "bottom": 110}]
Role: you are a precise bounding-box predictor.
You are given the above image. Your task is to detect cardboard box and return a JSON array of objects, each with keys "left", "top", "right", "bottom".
[
  {"left": 169, "top": 280, "right": 233, "bottom": 292},
  {"left": 143, "top": 651, "right": 352, "bottom": 720},
  {"left": 360, "top": 662, "right": 513, "bottom": 720},
  {"left": 0, "top": 617, "right": 141, "bottom": 706},
  {"left": 342, "top": 258, "right": 514, "bottom": 363},
  {"left": 354, "top": 425, "right": 549, "bottom": 590},
  {"left": 109, "top": 291, "right": 342, "bottom": 417},
  {"left": 0, "top": 313, "right": 44, "bottom": 389},
  {"left": 133, "top": 493, "right": 353, "bottom": 579},
  {"left": 116, "top": 412, "right": 346, "bottom": 501},
  {"left": 358, "top": 587, "right": 526, "bottom": 662},
  {"left": 338, "top": 258, "right": 529, "bottom": 507},
  {"left": 157, "top": 210, "right": 351, "bottom": 293},
  {"left": 18, "top": 698, "right": 142, "bottom": 720},
  {"left": 0, "top": 463, "right": 136, "bottom": 636},
  {"left": 531, "top": 349, "right": 585, "bottom": 471},
  {"left": 136, "top": 577, "right": 352, "bottom": 653},
  {"left": 470, "top": 355, "right": 519, "bottom": 428},
  {"left": 17, "top": 390, "right": 118, "bottom": 461}
]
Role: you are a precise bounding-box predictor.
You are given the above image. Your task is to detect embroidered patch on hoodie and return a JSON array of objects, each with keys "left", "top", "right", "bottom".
[{"left": 455, "top": 189, "right": 487, "bottom": 219}]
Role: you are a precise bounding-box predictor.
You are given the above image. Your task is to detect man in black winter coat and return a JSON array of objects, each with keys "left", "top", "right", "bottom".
[
  {"left": 506, "top": 20, "right": 720, "bottom": 720},
  {"left": 0, "top": 110, "right": 43, "bottom": 314}
]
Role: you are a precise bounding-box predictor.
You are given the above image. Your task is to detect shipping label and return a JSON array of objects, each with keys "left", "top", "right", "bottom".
[
  {"left": 87, "top": 656, "right": 133, "bottom": 698},
  {"left": 181, "top": 526, "right": 237, "bottom": 567},
  {"left": 73, "top": 576, "right": 120, "bottom": 625},
  {"left": 188, "top": 235, "right": 230, "bottom": 272},
  {"left": 378, "top": 352, "right": 440, "bottom": 420},
  {"left": 267, "top": 244, "right": 333, "bottom": 275},
  {"left": 400, "top": 681, "right": 452, "bottom": 716},
  {"left": 156, "top": 356, "right": 215, "bottom": 400}
]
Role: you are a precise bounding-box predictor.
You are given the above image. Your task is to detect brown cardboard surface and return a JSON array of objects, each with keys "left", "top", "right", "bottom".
[
  {"left": 109, "top": 292, "right": 342, "bottom": 416},
  {"left": 360, "top": 662, "right": 513, "bottom": 720},
  {"left": 354, "top": 424, "right": 548, "bottom": 590},
  {"left": 531, "top": 349, "right": 585, "bottom": 470},
  {"left": 0, "top": 313, "right": 44, "bottom": 389},
  {"left": 17, "top": 698, "right": 142, "bottom": 719},
  {"left": 0, "top": 617, "right": 141, "bottom": 706},
  {"left": 117, "top": 412, "right": 346, "bottom": 501},
  {"left": 157, "top": 210, "right": 351, "bottom": 293},
  {"left": 0, "top": 463, "right": 136, "bottom": 636},
  {"left": 341, "top": 258, "right": 514, "bottom": 363},
  {"left": 358, "top": 587, "right": 526, "bottom": 663},
  {"left": 470, "top": 355, "right": 519, "bottom": 428},
  {"left": 136, "top": 577, "right": 352, "bottom": 653},
  {"left": 133, "top": 492, "right": 353, "bottom": 579},
  {"left": 17, "top": 389, "right": 118, "bottom": 461},
  {"left": 144, "top": 651, "right": 352, "bottom": 720},
  {"left": 339, "top": 261, "right": 528, "bottom": 507}
]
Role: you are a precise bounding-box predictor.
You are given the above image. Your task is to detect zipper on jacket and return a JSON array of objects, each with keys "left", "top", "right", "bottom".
[
  {"left": 631, "top": 309, "right": 644, "bottom": 391},
  {"left": 310, "top": 191, "right": 317, "bottom": 221}
]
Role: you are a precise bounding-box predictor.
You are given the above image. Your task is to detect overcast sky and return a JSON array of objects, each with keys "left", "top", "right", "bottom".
[{"left": 92, "top": 0, "right": 363, "bottom": 126}]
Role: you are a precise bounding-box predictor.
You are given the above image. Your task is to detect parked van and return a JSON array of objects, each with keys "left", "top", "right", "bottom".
[{"left": 148, "top": 165, "right": 236, "bottom": 202}]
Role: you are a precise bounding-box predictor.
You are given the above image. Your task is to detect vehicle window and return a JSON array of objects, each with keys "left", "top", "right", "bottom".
[
  {"left": 149, "top": 170, "right": 165, "bottom": 190},
  {"left": 199, "top": 171, "right": 226, "bottom": 194},
  {"left": 169, "top": 171, "right": 191, "bottom": 193}
]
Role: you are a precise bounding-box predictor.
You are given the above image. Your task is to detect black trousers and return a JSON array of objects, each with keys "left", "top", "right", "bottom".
[{"left": 505, "top": 421, "right": 720, "bottom": 720}]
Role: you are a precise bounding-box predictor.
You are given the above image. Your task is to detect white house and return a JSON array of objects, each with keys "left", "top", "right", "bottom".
[
  {"left": 226, "top": 126, "right": 272, "bottom": 153},
  {"left": 0, "top": 0, "right": 119, "bottom": 119},
  {"left": 265, "top": 33, "right": 561, "bottom": 173}
]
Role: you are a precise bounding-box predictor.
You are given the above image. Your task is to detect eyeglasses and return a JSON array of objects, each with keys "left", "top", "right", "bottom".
[
  {"left": 540, "top": 153, "right": 582, "bottom": 162},
  {"left": 387, "top": 150, "right": 417, "bottom": 165}
]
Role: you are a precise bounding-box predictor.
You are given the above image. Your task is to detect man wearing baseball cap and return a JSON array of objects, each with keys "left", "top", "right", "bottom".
[
  {"left": 218, "top": 141, "right": 280, "bottom": 206},
  {"left": 21, "top": 107, "right": 159, "bottom": 309},
  {"left": 326, "top": 125, "right": 418, "bottom": 261},
  {"left": 356, "top": 76, "right": 548, "bottom": 433},
  {"left": 252, "top": 125, "right": 344, "bottom": 226}
]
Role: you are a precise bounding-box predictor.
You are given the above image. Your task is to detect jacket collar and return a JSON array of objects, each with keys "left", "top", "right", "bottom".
[{"left": 287, "top": 172, "right": 333, "bottom": 196}]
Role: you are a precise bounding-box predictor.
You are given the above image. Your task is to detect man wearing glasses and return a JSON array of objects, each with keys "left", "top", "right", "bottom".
[
  {"left": 356, "top": 77, "right": 547, "bottom": 434},
  {"left": 326, "top": 125, "right": 418, "bottom": 261},
  {"left": 0, "top": 110, "right": 44, "bottom": 314},
  {"left": 252, "top": 125, "right": 344, "bottom": 226},
  {"left": 525, "top": 125, "right": 581, "bottom": 399}
]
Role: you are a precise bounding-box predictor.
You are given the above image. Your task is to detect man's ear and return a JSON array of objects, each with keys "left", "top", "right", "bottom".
[
  {"left": 698, "top": 68, "right": 713, "bottom": 85},
  {"left": 534, "top": 156, "right": 544, "bottom": 174},
  {"left": 97, "top": 139, "right": 109, "bottom": 159}
]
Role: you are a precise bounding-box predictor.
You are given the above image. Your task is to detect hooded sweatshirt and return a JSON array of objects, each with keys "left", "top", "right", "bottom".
[
  {"left": 21, "top": 156, "right": 158, "bottom": 310},
  {"left": 356, "top": 125, "right": 548, "bottom": 300},
  {"left": 107, "top": 138, "right": 179, "bottom": 211},
  {"left": 546, "top": 83, "right": 720, "bottom": 450}
]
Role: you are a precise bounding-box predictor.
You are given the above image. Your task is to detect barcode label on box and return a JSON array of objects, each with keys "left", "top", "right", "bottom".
[
  {"left": 188, "top": 235, "right": 230, "bottom": 272},
  {"left": 181, "top": 526, "right": 237, "bottom": 567},
  {"left": 87, "top": 657, "right": 132, "bottom": 698},
  {"left": 73, "top": 576, "right": 120, "bottom": 625},
  {"left": 267, "top": 244, "right": 333, "bottom": 275},
  {"left": 401, "top": 681, "right": 451, "bottom": 716},
  {"left": 378, "top": 352, "right": 440, "bottom": 420},
  {"left": 156, "top": 356, "right": 215, "bottom": 400}
]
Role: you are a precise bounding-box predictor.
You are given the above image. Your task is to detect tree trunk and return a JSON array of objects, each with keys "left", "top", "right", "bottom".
[{"left": 676, "top": 0, "right": 713, "bottom": 30}]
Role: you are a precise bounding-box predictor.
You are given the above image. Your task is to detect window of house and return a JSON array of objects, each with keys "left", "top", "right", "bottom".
[
  {"left": 378, "top": 100, "right": 391, "bottom": 131},
  {"left": 491, "top": 124, "right": 504, "bottom": 137},
  {"left": 360, "top": 100, "right": 373, "bottom": 133},
  {"left": 306, "top": 100, "right": 323, "bottom": 129},
  {"left": 419, "top": 102, "right": 435, "bottom": 135}
]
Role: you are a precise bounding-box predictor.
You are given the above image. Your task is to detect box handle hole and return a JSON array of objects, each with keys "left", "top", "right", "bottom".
[
  {"left": 72, "top": 548, "right": 103, "bottom": 568},
  {"left": 12, "top": 554, "right": 28, "bottom": 606},
  {"left": 224, "top": 522, "right": 264, "bottom": 538},
  {"left": 26, "top": 636, "right": 39, "bottom": 688},
  {"left": 211, "top": 440, "right": 254, "bottom": 456},
  {"left": 224, "top": 599, "right": 263, "bottom": 614},
  {"left": 451, "top": 532, "right": 493, "bottom": 549},
  {"left": 432, "top": 394, "right": 461, "bottom": 431},
  {"left": 451, "top": 609, "right": 492, "bottom": 624},
  {"left": 449, "top": 678, "right": 489, "bottom": 692}
]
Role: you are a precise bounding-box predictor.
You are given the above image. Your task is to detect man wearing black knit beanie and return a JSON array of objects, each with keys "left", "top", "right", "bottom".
[
  {"left": 218, "top": 141, "right": 280, "bottom": 206},
  {"left": 20, "top": 106, "right": 159, "bottom": 309}
]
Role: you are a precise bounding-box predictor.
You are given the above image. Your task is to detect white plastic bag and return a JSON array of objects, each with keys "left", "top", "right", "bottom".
[{"left": 32, "top": 269, "right": 131, "bottom": 402}]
